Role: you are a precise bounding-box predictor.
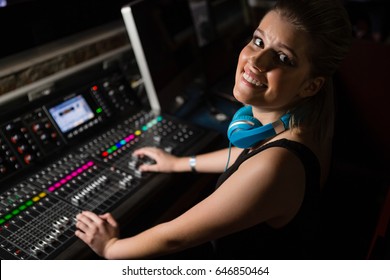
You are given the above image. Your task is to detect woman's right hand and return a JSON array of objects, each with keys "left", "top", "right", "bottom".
[
  {"left": 75, "top": 211, "right": 119, "bottom": 258},
  {"left": 132, "top": 147, "right": 179, "bottom": 173}
]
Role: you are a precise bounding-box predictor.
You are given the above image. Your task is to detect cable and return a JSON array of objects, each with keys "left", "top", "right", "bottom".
[{"left": 225, "top": 142, "right": 233, "bottom": 171}]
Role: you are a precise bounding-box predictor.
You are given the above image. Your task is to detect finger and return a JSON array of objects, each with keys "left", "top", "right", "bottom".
[
  {"left": 99, "top": 213, "right": 118, "bottom": 227},
  {"left": 75, "top": 229, "right": 86, "bottom": 240},
  {"left": 76, "top": 212, "right": 94, "bottom": 226},
  {"left": 79, "top": 211, "right": 102, "bottom": 224},
  {"left": 132, "top": 147, "right": 150, "bottom": 157},
  {"left": 133, "top": 147, "right": 161, "bottom": 159},
  {"left": 75, "top": 230, "right": 94, "bottom": 246},
  {"left": 75, "top": 219, "right": 90, "bottom": 233},
  {"left": 138, "top": 163, "right": 159, "bottom": 172}
]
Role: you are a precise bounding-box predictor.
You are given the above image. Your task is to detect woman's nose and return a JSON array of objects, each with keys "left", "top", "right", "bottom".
[{"left": 248, "top": 49, "right": 273, "bottom": 72}]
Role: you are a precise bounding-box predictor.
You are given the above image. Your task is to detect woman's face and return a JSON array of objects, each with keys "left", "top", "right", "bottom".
[{"left": 233, "top": 11, "right": 315, "bottom": 114}]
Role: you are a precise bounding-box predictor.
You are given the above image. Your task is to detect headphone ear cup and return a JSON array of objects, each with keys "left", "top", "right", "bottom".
[
  {"left": 227, "top": 106, "right": 291, "bottom": 148},
  {"left": 227, "top": 106, "right": 261, "bottom": 141},
  {"left": 228, "top": 115, "right": 261, "bottom": 134}
]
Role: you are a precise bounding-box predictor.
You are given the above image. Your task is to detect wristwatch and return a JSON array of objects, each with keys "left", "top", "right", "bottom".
[{"left": 189, "top": 155, "right": 197, "bottom": 172}]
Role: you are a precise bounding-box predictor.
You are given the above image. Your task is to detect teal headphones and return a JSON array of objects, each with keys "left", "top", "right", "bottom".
[{"left": 227, "top": 106, "right": 291, "bottom": 148}]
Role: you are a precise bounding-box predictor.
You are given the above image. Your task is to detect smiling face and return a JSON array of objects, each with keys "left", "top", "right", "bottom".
[{"left": 233, "top": 11, "right": 322, "bottom": 118}]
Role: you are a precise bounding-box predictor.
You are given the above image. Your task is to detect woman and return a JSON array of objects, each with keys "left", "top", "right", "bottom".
[{"left": 75, "top": 0, "right": 352, "bottom": 259}]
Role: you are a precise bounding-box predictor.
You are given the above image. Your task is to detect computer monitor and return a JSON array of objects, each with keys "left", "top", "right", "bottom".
[{"left": 121, "top": 0, "right": 202, "bottom": 114}]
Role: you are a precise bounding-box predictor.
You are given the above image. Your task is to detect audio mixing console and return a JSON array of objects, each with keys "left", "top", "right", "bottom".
[{"left": 0, "top": 69, "right": 219, "bottom": 259}]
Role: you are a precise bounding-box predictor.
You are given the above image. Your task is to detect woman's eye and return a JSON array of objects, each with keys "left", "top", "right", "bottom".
[
  {"left": 278, "top": 53, "right": 294, "bottom": 66},
  {"left": 253, "top": 37, "right": 264, "bottom": 48}
]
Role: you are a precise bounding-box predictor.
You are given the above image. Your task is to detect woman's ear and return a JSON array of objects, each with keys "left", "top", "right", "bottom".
[{"left": 300, "top": 77, "right": 325, "bottom": 98}]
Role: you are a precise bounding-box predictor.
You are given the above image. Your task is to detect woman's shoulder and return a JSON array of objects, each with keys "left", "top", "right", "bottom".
[
  {"left": 231, "top": 140, "right": 308, "bottom": 226},
  {"left": 246, "top": 134, "right": 328, "bottom": 187},
  {"left": 244, "top": 138, "right": 310, "bottom": 177}
]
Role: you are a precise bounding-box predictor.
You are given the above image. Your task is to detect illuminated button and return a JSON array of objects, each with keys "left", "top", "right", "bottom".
[
  {"left": 32, "top": 196, "right": 40, "bottom": 202},
  {"left": 10, "top": 134, "right": 20, "bottom": 144},
  {"left": 125, "top": 135, "right": 135, "bottom": 142},
  {"left": 39, "top": 192, "right": 46, "bottom": 198},
  {"left": 102, "top": 151, "right": 109, "bottom": 157},
  {"left": 24, "top": 154, "right": 33, "bottom": 165},
  {"left": 17, "top": 145, "right": 26, "bottom": 154},
  {"left": 32, "top": 123, "right": 41, "bottom": 132},
  {"left": 18, "top": 205, "right": 26, "bottom": 211}
]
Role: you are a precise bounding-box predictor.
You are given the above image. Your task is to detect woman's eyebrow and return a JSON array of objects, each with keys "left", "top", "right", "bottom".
[{"left": 256, "top": 28, "right": 298, "bottom": 59}]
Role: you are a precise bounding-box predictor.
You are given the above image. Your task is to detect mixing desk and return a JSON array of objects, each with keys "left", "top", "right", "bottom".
[{"left": 0, "top": 68, "right": 220, "bottom": 259}]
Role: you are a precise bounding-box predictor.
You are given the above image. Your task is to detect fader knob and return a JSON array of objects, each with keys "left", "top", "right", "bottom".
[
  {"left": 128, "top": 160, "right": 137, "bottom": 169},
  {"left": 71, "top": 196, "right": 80, "bottom": 206},
  {"left": 134, "top": 169, "right": 142, "bottom": 178},
  {"left": 60, "top": 216, "right": 70, "bottom": 225},
  {"left": 37, "top": 240, "right": 47, "bottom": 250}
]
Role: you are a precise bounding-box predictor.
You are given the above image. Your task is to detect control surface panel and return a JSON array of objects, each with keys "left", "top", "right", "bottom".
[{"left": 0, "top": 70, "right": 218, "bottom": 259}]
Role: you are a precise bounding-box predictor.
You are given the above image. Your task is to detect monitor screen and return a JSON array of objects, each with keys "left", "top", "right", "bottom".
[
  {"left": 48, "top": 95, "right": 95, "bottom": 133},
  {"left": 122, "top": 0, "right": 201, "bottom": 113}
]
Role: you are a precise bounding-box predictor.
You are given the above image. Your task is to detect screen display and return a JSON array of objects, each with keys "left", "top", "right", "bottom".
[
  {"left": 49, "top": 95, "right": 94, "bottom": 133},
  {"left": 129, "top": 0, "right": 199, "bottom": 92}
]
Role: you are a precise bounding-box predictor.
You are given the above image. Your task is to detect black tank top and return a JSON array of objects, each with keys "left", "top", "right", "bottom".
[{"left": 214, "top": 138, "right": 321, "bottom": 259}]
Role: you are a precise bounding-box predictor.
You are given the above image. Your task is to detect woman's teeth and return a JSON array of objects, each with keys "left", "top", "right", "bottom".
[{"left": 243, "top": 72, "right": 265, "bottom": 87}]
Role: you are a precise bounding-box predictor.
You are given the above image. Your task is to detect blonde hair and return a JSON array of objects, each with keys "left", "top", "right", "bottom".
[{"left": 272, "top": 0, "right": 352, "bottom": 140}]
